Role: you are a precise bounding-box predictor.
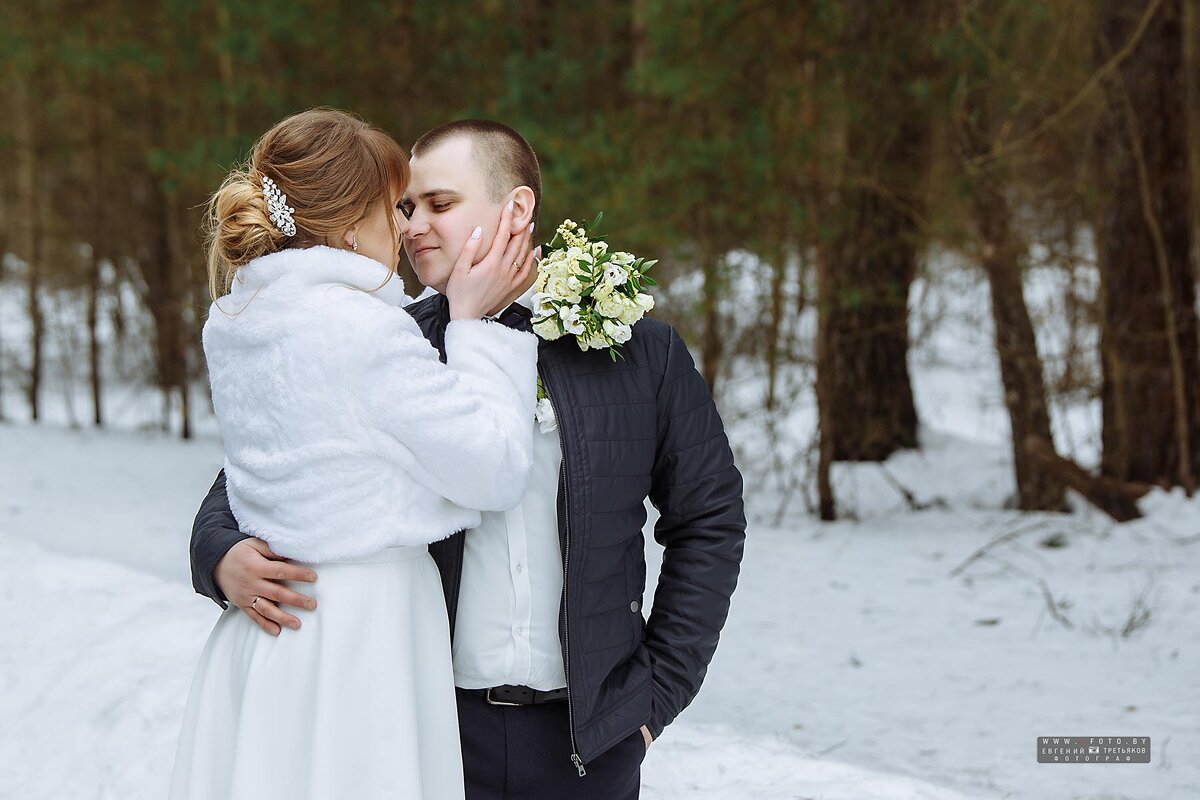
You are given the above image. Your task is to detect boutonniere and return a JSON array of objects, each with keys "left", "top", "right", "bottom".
[
  {"left": 534, "top": 377, "right": 557, "bottom": 434},
  {"left": 529, "top": 213, "right": 657, "bottom": 362}
]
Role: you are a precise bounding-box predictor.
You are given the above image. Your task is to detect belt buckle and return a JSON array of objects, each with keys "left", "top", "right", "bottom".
[{"left": 485, "top": 687, "right": 524, "bottom": 707}]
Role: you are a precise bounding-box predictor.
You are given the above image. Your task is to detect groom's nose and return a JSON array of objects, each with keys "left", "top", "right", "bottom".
[
  {"left": 403, "top": 213, "right": 429, "bottom": 238},
  {"left": 394, "top": 210, "right": 411, "bottom": 238}
]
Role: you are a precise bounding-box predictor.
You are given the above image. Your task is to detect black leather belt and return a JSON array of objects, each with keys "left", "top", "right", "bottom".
[{"left": 467, "top": 685, "right": 569, "bottom": 706}]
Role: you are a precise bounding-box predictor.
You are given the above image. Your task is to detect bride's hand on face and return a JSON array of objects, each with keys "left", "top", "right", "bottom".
[{"left": 446, "top": 199, "right": 537, "bottom": 321}]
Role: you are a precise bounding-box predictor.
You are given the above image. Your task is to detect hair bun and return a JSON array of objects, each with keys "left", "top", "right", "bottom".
[{"left": 206, "top": 169, "right": 283, "bottom": 275}]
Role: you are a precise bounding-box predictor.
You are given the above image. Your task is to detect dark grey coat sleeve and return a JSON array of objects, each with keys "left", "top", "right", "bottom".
[
  {"left": 190, "top": 469, "right": 251, "bottom": 608},
  {"left": 644, "top": 326, "right": 746, "bottom": 739}
]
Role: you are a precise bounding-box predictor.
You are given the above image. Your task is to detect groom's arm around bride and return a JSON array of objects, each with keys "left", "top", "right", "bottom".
[{"left": 189, "top": 313, "right": 748, "bottom": 746}]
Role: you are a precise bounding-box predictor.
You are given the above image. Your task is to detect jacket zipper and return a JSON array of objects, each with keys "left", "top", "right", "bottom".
[{"left": 541, "top": 362, "right": 587, "bottom": 777}]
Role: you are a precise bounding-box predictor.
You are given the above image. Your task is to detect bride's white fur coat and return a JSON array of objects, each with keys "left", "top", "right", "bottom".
[{"left": 202, "top": 245, "right": 538, "bottom": 561}]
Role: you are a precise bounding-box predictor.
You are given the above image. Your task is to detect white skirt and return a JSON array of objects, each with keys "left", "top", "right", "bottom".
[{"left": 168, "top": 545, "right": 464, "bottom": 800}]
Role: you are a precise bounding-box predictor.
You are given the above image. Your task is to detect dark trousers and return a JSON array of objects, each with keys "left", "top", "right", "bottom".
[{"left": 455, "top": 688, "right": 645, "bottom": 800}]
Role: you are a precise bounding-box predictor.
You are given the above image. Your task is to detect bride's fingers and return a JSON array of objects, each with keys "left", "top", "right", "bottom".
[
  {"left": 240, "top": 601, "right": 283, "bottom": 636},
  {"left": 500, "top": 224, "right": 533, "bottom": 283},
  {"left": 259, "top": 594, "right": 302, "bottom": 631},
  {"left": 243, "top": 595, "right": 296, "bottom": 633},
  {"left": 512, "top": 246, "right": 538, "bottom": 289},
  {"left": 451, "top": 226, "right": 484, "bottom": 276},
  {"left": 257, "top": 580, "right": 318, "bottom": 613},
  {"left": 466, "top": 201, "right": 518, "bottom": 278},
  {"left": 479, "top": 200, "right": 517, "bottom": 268}
]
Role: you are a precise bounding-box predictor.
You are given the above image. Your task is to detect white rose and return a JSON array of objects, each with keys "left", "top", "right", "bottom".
[
  {"left": 591, "top": 280, "right": 614, "bottom": 301},
  {"left": 564, "top": 276, "right": 584, "bottom": 303},
  {"left": 533, "top": 317, "right": 563, "bottom": 340},
  {"left": 553, "top": 259, "right": 577, "bottom": 279},
  {"left": 634, "top": 292, "right": 655, "bottom": 313},
  {"left": 610, "top": 251, "right": 635, "bottom": 266},
  {"left": 595, "top": 292, "right": 625, "bottom": 319},
  {"left": 534, "top": 397, "right": 558, "bottom": 433},
  {"left": 617, "top": 296, "right": 647, "bottom": 325},
  {"left": 545, "top": 274, "right": 572, "bottom": 300},
  {"left": 577, "top": 331, "right": 606, "bottom": 351},
  {"left": 559, "top": 305, "right": 585, "bottom": 335},
  {"left": 603, "top": 319, "right": 632, "bottom": 344},
  {"left": 604, "top": 264, "right": 629, "bottom": 286},
  {"left": 532, "top": 292, "right": 557, "bottom": 318},
  {"left": 591, "top": 241, "right": 609, "bottom": 255}
]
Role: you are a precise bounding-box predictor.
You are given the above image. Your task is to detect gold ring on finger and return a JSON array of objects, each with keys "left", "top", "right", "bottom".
[{"left": 251, "top": 596, "right": 262, "bottom": 611}]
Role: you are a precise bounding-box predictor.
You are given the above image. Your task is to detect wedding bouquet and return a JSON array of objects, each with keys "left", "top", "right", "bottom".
[{"left": 530, "top": 214, "right": 657, "bottom": 359}]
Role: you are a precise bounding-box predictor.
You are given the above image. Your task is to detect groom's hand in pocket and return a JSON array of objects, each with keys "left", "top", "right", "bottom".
[{"left": 214, "top": 538, "right": 318, "bottom": 636}]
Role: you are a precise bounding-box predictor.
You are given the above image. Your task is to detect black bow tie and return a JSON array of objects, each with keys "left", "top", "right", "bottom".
[{"left": 495, "top": 302, "right": 534, "bottom": 333}]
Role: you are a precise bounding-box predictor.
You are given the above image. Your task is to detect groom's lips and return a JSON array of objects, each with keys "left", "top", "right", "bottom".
[{"left": 413, "top": 245, "right": 439, "bottom": 258}]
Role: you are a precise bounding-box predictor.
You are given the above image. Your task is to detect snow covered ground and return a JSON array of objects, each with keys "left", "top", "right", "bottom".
[
  {"left": 2, "top": 260, "right": 1197, "bottom": 799},
  {"left": 1, "top": 420, "right": 1196, "bottom": 800}
]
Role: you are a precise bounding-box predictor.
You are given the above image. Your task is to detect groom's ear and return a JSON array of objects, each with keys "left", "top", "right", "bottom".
[{"left": 508, "top": 186, "right": 536, "bottom": 232}]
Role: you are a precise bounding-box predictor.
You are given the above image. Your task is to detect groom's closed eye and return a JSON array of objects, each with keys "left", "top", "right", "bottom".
[{"left": 421, "top": 193, "right": 457, "bottom": 213}]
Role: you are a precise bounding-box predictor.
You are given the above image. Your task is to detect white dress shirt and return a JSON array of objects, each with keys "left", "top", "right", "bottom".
[{"left": 452, "top": 290, "right": 568, "bottom": 691}]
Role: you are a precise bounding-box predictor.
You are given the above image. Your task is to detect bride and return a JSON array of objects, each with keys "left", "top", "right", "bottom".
[{"left": 169, "top": 107, "right": 538, "bottom": 799}]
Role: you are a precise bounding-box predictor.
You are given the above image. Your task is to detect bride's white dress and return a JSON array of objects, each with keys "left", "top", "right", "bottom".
[
  {"left": 168, "top": 246, "right": 537, "bottom": 800},
  {"left": 169, "top": 546, "right": 460, "bottom": 799}
]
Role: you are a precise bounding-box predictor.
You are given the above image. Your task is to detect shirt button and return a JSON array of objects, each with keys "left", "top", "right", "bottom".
[
  {"left": 630, "top": 601, "right": 640, "bottom": 613},
  {"left": 516, "top": 626, "right": 526, "bottom": 636},
  {"left": 515, "top": 563, "right": 524, "bottom": 574}
]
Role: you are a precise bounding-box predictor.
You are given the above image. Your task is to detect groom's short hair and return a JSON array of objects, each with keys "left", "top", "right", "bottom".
[{"left": 412, "top": 120, "right": 541, "bottom": 223}]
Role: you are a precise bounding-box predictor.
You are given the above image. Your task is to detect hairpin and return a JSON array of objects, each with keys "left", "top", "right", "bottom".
[{"left": 261, "top": 176, "right": 296, "bottom": 236}]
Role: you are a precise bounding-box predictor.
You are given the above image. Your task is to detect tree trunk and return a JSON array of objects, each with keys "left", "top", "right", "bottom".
[
  {"left": 960, "top": 92, "right": 1068, "bottom": 512},
  {"left": 977, "top": 212, "right": 1069, "bottom": 511},
  {"left": 87, "top": 256, "right": 103, "bottom": 427},
  {"left": 823, "top": 184, "right": 922, "bottom": 461},
  {"left": 147, "top": 201, "right": 177, "bottom": 434},
  {"left": 11, "top": 25, "right": 45, "bottom": 422},
  {"left": 1186, "top": 0, "right": 1200, "bottom": 270},
  {"left": 1093, "top": 0, "right": 1199, "bottom": 488},
  {"left": 820, "top": 0, "right": 932, "bottom": 462},
  {"left": 765, "top": 237, "right": 787, "bottom": 412},
  {"left": 86, "top": 15, "right": 105, "bottom": 428},
  {"left": 700, "top": 253, "right": 722, "bottom": 398},
  {"left": 815, "top": 244, "right": 838, "bottom": 521},
  {"left": 0, "top": 228, "right": 6, "bottom": 421},
  {"left": 164, "top": 192, "right": 193, "bottom": 441},
  {"left": 1025, "top": 436, "right": 1149, "bottom": 522}
]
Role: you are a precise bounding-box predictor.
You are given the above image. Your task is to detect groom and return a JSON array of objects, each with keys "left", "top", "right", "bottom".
[{"left": 189, "top": 120, "right": 746, "bottom": 799}]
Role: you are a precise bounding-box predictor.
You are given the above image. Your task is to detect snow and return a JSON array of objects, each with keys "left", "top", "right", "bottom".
[
  {"left": 3, "top": 424, "right": 1196, "bottom": 799},
  {"left": 2, "top": 257, "right": 1198, "bottom": 799}
]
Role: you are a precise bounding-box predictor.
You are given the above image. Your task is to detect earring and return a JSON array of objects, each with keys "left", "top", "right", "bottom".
[{"left": 352, "top": 240, "right": 359, "bottom": 252}]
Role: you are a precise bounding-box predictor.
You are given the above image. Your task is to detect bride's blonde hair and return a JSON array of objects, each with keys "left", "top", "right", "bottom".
[{"left": 204, "top": 107, "right": 409, "bottom": 301}]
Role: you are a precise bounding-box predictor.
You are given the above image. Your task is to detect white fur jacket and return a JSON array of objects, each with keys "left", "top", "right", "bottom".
[{"left": 202, "top": 245, "right": 538, "bottom": 562}]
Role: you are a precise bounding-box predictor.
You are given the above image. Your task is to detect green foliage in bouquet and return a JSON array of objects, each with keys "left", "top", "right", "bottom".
[{"left": 530, "top": 212, "right": 658, "bottom": 362}]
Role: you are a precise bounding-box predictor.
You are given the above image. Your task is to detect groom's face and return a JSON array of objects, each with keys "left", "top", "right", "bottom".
[{"left": 401, "top": 136, "right": 504, "bottom": 293}]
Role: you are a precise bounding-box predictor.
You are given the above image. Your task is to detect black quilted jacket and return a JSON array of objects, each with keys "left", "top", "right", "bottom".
[{"left": 189, "top": 292, "right": 746, "bottom": 772}]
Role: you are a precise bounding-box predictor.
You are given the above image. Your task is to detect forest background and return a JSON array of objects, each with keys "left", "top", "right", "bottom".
[{"left": 2, "top": 0, "right": 1199, "bottom": 523}]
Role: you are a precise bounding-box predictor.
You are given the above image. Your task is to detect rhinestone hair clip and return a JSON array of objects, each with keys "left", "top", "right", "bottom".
[{"left": 261, "top": 176, "right": 297, "bottom": 237}]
